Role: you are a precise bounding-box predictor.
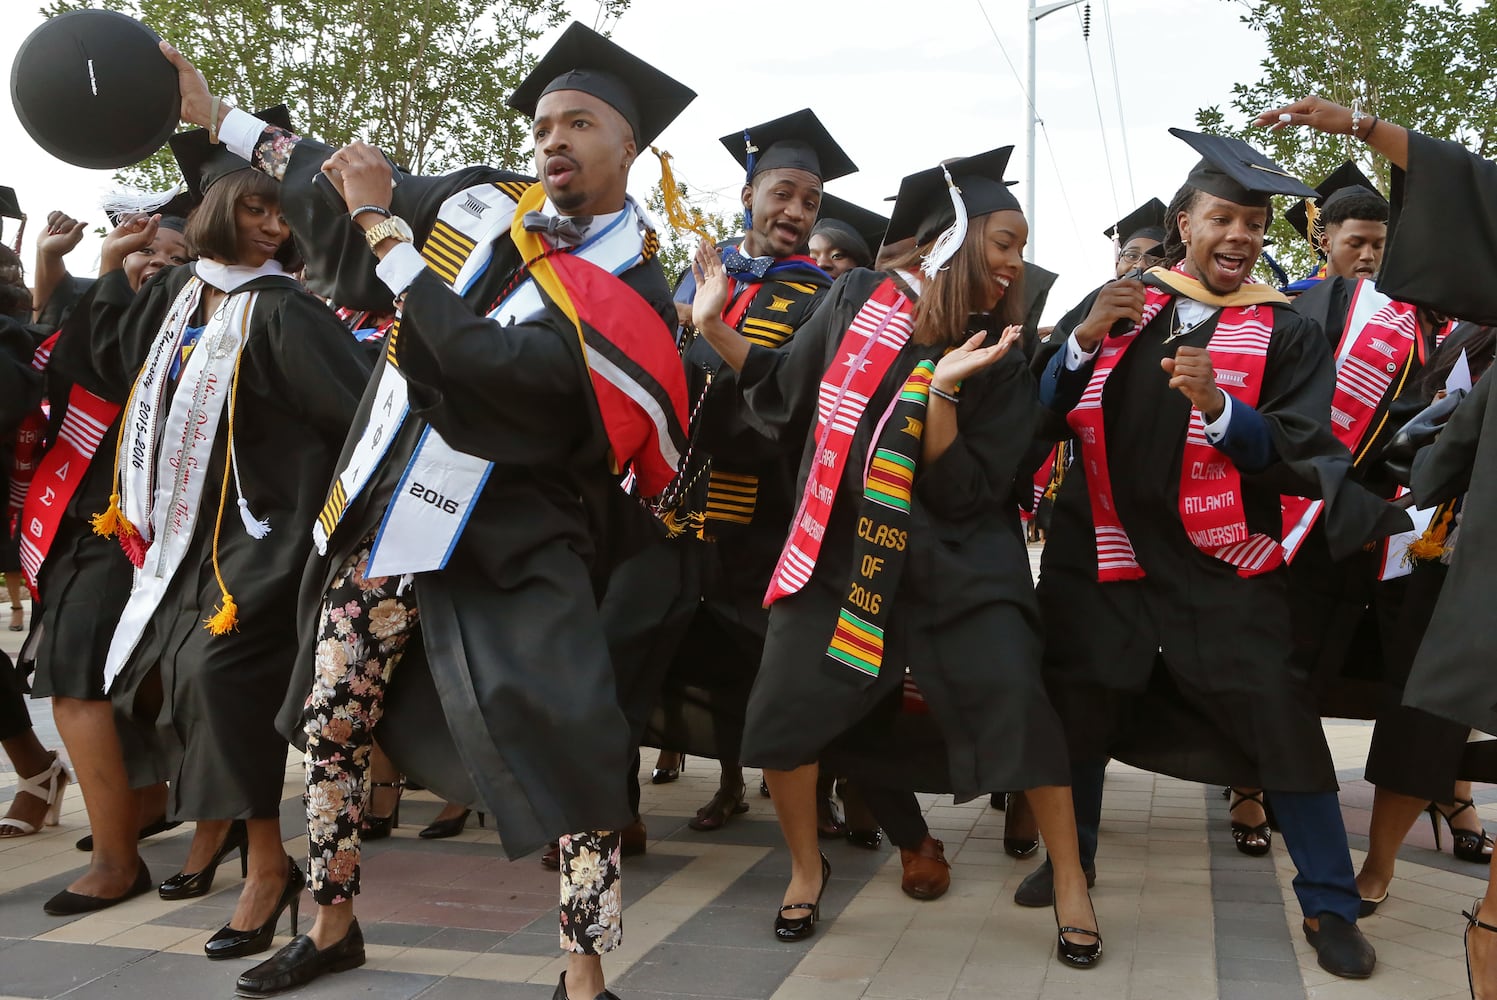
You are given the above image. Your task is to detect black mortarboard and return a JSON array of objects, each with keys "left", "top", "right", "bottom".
[
  {"left": 1104, "top": 198, "right": 1167, "bottom": 245},
  {"left": 507, "top": 21, "right": 695, "bottom": 147},
  {"left": 812, "top": 194, "right": 889, "bottom": 267},
  {"left": 885, "top": 147, "right": 1020, "bottom": 246},
  {"left": 0, "top": 187, "right": 21, "bottom": 221},
  {"left": 1285, "top": 161, "right": 1384, "bottom": 244},
  {"left": 169, "top": 106, "right": 293, "bottom": 203},
  {"left": 1169, "top": 128, "right": 1316, "bottom": 207},
  {"left": 720, "top": 109, "right": 856, "bottom": 184},
  {"left": 10, "top": 10, "right": 180, "bottom": 170}
]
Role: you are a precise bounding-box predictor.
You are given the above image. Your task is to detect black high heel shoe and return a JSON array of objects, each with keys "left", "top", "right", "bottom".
[
  {"left": 773, "top": 853, "right": 831, "bottom": 942},
  {"left": 159, "top": 820, "right": 248, "bottom": 900},
  {"left": 1229, "top": 788, "right": 1273, "bottom": 857},
  {"left": 362, "top": 779, "right": 404, "bottom": 841},
  {"left": 419, "top": 809, "right": 486, "bottom": 839},
  {"left": 1053, "top": 893, "right": 1103, "bottom": 968},
  {"left": 205, "top": 856, "right": 305, "bottom": 960},
  {"left": 1464, "top": 899, "right": 1497, "bottom": 998},
  {"left": 1431, "top": 799, "right": 1495, "bottom": 864},
  {"left": 1003, "top": 792, "right": 1040, "bottom": 859},
  {"left": 651, "top": 753, "right": 685, "bottom": 784}
]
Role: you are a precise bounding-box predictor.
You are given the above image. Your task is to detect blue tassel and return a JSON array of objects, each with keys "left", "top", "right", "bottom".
[{"left": 742, "top": 130, "right": 757, "bottom": 231}]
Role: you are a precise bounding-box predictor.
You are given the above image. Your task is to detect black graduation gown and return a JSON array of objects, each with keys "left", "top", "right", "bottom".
[
  {"left": 616, "top": 261, "right": 831, "bottom": 759},
  {"left": 22, "top": 288, "right": 135, "bottom": 703},
  {"left": 59, "top": 264, "right": 369, "bottom": 818},
  {"left": 1287, "top": 277, "right": 1440, "bottom": 719},
  {"left": 731, "top": 269, "right": 1070, "bottom": 798},
  {"left": 1037, "top": 298, "right": 1373, "bottom": 792},
  {"left": 268, "top": 136, "right": 672, "bottom": 856},
  {"left": 1364, "top": 131, "right": 1497, "bottom": 742}
]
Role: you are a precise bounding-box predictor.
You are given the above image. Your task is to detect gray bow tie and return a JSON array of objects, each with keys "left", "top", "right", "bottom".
[{"left": 521, "top": 211, "right": 591, "bottom": 245}]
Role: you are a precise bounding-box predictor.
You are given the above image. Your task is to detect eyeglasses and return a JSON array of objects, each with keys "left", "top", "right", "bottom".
[{"left": 1118, "top": 249, "right": 1163, "bottom": 265}]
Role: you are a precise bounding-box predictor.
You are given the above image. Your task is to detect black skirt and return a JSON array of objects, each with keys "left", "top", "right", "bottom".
[{"left": 26, "top": 520, "right": 132, "bottom": 702}]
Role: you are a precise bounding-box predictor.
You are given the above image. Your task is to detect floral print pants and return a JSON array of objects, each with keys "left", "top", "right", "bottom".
[{"left": 302, "top": 537, "right": 622, "bottom": 954}]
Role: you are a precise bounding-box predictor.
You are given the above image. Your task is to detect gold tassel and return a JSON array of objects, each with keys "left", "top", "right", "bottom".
[
  {"left": 1305, "top": 199, "right": 1322, "bottom": 248},
  {"left": 650, "top": 147, "right": 715, "bottom": 243},
  {"left": 203, "top": 593, "right": 239, "bottom": 635},
  {"left": 91, "top": 493, "right": 133, "bottom": 539},
  {"left": 659, "top": 506, "right": 705, "bottom": 539},
  {"left": 1407, "top": 505, "right": 1454, "bottom": 563}
]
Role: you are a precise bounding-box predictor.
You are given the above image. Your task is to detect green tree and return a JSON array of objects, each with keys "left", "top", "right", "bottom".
[
  {"left": 43, "top": 0, "right": 630, "bottom": 189},
  {"left": 1196, "top": 0, "right": 1497, "bottom": 281}
]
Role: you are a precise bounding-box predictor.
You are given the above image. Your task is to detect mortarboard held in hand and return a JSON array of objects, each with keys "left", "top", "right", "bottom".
[{"left": 10, "top": 9, "right": 180, "bottom": 169}]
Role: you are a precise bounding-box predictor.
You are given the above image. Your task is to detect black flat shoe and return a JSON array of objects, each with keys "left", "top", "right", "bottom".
[
  {"left": 76, "top": 817, "right": 181, "bottom": 853},
  {"left": 418, "top": 809, "right": 485, "bottom": 840},
  {"left": 551, "top": 970, "right": 623, "bottom": 999},
  {"left": 159, "top": 820, "right": 248, "bottom": 900},
  {"left": 235, "top": 918, "right": 365, "bottom": 998},
  {"left": 774, "top": 853, "right": 831, "bottom": 942},
  {"left": 1359, "top": 889, "right": 1388, "bottom": 917},
  {"left": 845, "top": 828, "right": 883, "bottom": 850},
  {"left": 1014, "top": 859, "right": 1096, "bottom": 908},
  {"left": 1054, "top": 895, "right": 1103, "bottom": 968},
  {"left": 206, "top": 856, "right": 305, "bottom": 960},
  {"left": 44, "top": 861, "right": 152, "bottom": 915},
  {"left": 1229, "top": 788, "right": 1272, "bottom": 857},
  {"left": 1304, "top": 912, "right": 1376, "bottom": 979}
]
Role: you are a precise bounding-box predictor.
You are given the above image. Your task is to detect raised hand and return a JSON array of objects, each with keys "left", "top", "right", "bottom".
[
  {"left": 157, "top": 41, "right": 219, "bottom": 128},
  {"left": 37, "top": 211, "right": 86, "bottom": 258},
  {"left": 322, "top": 142, "right": 394, "bottom": 216},
  {"left": 933, "top": 326, "right": 1022, "bottom": 393},
  {"left": 1075, "top": 277, "right": 1147, "bottom": 351},
  {"left": 1161, "top": 345, "right": 1226, "bottom": 421},
  {"left": 690, "top": 238, "right": 730, "bottom": 331},
  {"left": 100, "top": 214, "right": 160, "bottom": 274},
  {"left": 1253, "top": 96, "right": 1354, "bottom": 136}
]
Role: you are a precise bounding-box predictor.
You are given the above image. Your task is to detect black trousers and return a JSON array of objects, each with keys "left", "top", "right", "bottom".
[{"left": 859, "top": 781, "right": 928, "bottom": 850}]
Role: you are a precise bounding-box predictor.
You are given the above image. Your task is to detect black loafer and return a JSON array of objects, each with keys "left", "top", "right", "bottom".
[
  {"left": 44, "top": 861, "right": 152, "bottom": 915},
  {"left": 1014, "top": 859, "right": 1096, "bottom": 908},
  {"left": 235, "top": 919, "right": 365, "bottom": 998},
  {"left": 1303, "top": 912, "right": 1376, "bottom": 979}
]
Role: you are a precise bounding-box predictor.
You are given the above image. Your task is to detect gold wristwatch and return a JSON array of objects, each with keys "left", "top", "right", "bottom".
[{"left": 364, "top": 216, "right": 414, "bottom": 251}]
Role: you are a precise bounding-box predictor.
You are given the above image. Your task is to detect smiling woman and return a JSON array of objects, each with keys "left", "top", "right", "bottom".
[{"left": 183, "top": 173, "right": 298, "bottom": 272}]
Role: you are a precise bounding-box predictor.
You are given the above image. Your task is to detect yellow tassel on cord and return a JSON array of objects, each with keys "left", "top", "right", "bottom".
[
  {"left": 660, "top": 507, "right": 706, "bottom": 539},
  {"left": 91, "top": 493, "right": 130, "bottom": 538},
  {"left": 1407, "top": 506, "right": 1454, "bottom": 563},
  {"left": 203, "top": 594, "right": 239, "bottom": 635},
  {"left": 651, "top": 147, "right": 715, "bottom": 244}
]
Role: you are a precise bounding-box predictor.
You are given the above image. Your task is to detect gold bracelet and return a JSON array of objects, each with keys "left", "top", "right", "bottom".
[{"left": 208, "top": 95, "right": 221, "bottom": 144}]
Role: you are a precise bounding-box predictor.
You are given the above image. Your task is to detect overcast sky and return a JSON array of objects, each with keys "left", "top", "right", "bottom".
[{"left": 1, "top": 0, "right": 1272, "bottom": 322}]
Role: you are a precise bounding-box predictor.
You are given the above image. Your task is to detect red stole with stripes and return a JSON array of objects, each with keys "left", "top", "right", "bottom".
[
  {"left": 1281, "top": 280, "right": 1426, "bottom": 562},
  {"left": 1068, "top": 285, "right": 1282, "bottom": 582},
  {"left": 764, "top": 277, "right": 915, "bottom": 605}
]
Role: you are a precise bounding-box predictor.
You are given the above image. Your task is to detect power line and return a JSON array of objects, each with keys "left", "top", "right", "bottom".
[
  {"left": 1099, "top": 0, "right": 1136, "bottom": 204},
  {"left": 1077, "top": 4, "right": 1121, "bottom": 221}
]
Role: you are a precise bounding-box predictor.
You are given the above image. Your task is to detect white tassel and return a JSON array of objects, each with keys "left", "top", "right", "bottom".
[
  {"left": 236, "top": 496, "right": 272, "bottom": 539},
  {"left": 921, "top": 166, "right": 968, "bottom": 281},
  {"left": 99, "top": 182, "right": 190, "bottom": 219}
]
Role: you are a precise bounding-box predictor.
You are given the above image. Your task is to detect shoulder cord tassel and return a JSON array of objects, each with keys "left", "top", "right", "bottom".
[
  {"left": 204, "top": 298, "right": 258, "bottom": 635},
  {"left": 92, "top": 372, "right": 145, "bottom": 565},
  {"left": 650, "top": 146, "right": 716, "bottom": 244},
  {"left": 1406, "top": 502, "right": 1455, "bottom": 564},
  {"left": 921, "top": 165, "right": 967, "bottom": 281}
]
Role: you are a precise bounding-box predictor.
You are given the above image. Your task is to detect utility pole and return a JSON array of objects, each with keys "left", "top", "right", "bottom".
[{"left": 1027, "top": 0, "right": 1085, "bottom": 261}]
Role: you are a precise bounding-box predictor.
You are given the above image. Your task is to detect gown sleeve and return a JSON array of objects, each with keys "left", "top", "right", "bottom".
[
  {"left": 1379, "top": 131, "right": 1497, "bottom": 324},
  {"left": 916, "top": 349, "right": 1038, "bottom": 524},
  {"left": 48, "top": 267, "right": 178, "bottom": 403},
  {"left": 1411, "top": 372, "right": 1490, "bottom": 506},
  {"left": 254, "top": 291, "right": 374, "bottom": 446},
  {"left": 0, "top": 317, "right": 40, "bottom": 434}
]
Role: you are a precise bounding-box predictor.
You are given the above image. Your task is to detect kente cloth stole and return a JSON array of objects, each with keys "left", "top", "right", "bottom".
[
  {"left": 104, "top": 282, "right": 259, "bottom": 688},
  {"left": 765, "top": 277, "right": 915, "bottom": 605},
  {"left": 824, "top": 359, "right": 936, "bottom": 681},
  {"left": 1281, "top": 280, "right": 1423, "bottom": 562},
  {"left": 1068, "top": 284, "right": 1282, "bottom": 582}
]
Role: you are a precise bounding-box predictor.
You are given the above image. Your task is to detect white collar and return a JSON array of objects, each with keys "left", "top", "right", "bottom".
[{"left": 195, "top": 258, "right": 288, "bottom": 294}]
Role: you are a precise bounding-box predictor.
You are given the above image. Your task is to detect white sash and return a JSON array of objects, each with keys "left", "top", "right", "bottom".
[
  {"left": 105, "top": 281, "right": 258, "bottom": 689},
  {"left": 321, "top": 182, "right": 647, "bottom": 577}
]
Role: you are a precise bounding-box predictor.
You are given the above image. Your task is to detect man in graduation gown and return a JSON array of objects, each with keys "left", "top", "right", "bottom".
[
  {"left": 1259, "top": 93, "right": 1497, "bottom": 996},
  {"left": 162, "top": 24, "right": 691, "bottom": 1000},
  {"left": 1029, "top": 129, "right": 1405, "bottom": 980},
  {"left": 612, "top": 110, "right": 849, "bottom": 835},
  {"left": 1284, "top": 162, "right": 1390, "bottom": 320}
]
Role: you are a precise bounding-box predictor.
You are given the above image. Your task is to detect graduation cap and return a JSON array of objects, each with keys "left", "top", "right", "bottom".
[
  {"left": 0, "top": 188, "right": 21, "bottom": 221},
  {"left": 1169, "top": 128, "right": 1316, "bottom": 207},
  {"left": 1284, "top": 161, "right": 1384, "bottom": 245},
  {"left": 10, "top": 9, "right": 181, "bottom": 170},
  {"left": 507, "top": 21, "right": 695, "bottom": 147},
  {"left": 1104, "top": 198, "right": 1167, "bottom": 245},
  {"left": 812, "top": 194, "right": 889, "bottom": 267},
  {"left": 720, "top": 109, "right": 857, "bottom": 184},
  {"left": 886, "top": 147, "right": 1019, "bottom": 248},
  {"left": 169, "top": 106, "right": 293, "bottom": 202}
]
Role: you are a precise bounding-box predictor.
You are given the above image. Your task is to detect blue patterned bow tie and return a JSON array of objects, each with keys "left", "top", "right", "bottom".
[
  {"left": 722, "top": 248, "right": 774, "bottom": 279},
  {"left": 521, "top": 211, "right": 591, "bottom": 246}
]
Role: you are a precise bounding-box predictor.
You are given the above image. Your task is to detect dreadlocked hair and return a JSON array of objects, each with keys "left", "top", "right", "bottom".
[{"left": 1161, "top": 183, "right": 1276, "bottom": 272}]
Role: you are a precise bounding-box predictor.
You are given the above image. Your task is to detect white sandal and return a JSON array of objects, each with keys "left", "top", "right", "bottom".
[{"left": 0, "top": 753, "right": 71, "bottom": 837}]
